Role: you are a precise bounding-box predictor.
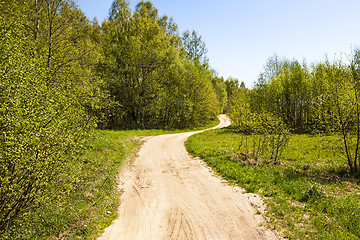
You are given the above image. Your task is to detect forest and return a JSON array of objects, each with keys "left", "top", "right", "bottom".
[
  {"left": 0, "top": 0, "right": 226, "bottom": 237},
  {"left": 1, "top": 0, "right": 359, "bottom": 238}
]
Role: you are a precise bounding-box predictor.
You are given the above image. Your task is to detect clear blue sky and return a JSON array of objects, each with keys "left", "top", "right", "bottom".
[{"left": 76, "top": 0, "right": 360, "bottom": 88}]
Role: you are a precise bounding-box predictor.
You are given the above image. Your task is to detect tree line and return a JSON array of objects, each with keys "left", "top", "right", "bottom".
[
  {"left": 227, "top": 52, "right": 360, "bottom": 173},
  {"left": 0, "top": 0, "right": 227, "bottom": 236},
  {"left": 96, "top": 0, "right": 227, "bottom": 129}
]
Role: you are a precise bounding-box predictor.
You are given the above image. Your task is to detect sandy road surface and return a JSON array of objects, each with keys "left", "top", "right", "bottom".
[{"left": 99, "top": 115, "right": 280, "bottom": 240}]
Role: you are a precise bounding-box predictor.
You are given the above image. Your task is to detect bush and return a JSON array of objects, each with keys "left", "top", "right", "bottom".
[
  {"left": 0, "top": 1, "right": 99, "bottom": 236},
  {"left": 234, "top": 113, "right": 290, "bottom": 164}
]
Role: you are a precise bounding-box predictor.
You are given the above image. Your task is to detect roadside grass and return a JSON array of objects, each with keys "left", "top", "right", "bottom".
[
  {"left": 186, "top": 129, "right": 360, "bottom": 240},
  {"left": 9, "top": 118, "right": 220, "bottom": 239}
]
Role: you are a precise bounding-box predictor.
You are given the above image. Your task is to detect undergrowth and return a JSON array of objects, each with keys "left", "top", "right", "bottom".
[{"left": 186, "top": 129, "right": 360, "bottom": 240}]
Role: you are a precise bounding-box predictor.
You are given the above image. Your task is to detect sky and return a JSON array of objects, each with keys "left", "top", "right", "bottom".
[{"left": 76, "top": 0, "right": 360, "bottom": 88}]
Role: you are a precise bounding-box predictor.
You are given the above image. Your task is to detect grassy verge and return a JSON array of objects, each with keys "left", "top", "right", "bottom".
[
  {"left": 10, "top": 118, "right": 220, "bottom": 239},
  {"left": 186, "top": 128, "right": 360, "bottom": 240}
]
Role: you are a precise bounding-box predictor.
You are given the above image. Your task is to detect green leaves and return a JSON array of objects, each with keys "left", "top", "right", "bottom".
[
  {"left": 99, "top": 1, "right": 220, "bottom": 130},
  {"left": 0, "top": 0, "right": 104, "bottom": 236},
  {"left": 182, "top": 30, "right": 209, "bottom": 67},
  {"left": 0, "top": 0, "right": 224, "bottom": 236},
  {"left": 247, "top": 52, "right": 360, "bottom": 173}
]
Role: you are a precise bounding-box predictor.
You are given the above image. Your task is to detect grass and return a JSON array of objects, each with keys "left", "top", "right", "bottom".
[
  {"left": 186, "top": 129, "right": 360, "bottom": 240},
  {"left": 9, "top": 118, "right": 220, "bottom": 239}
]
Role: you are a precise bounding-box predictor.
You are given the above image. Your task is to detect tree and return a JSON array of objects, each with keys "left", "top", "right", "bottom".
[
  {"left": 224, "top": 77, "right": 289, "bottom": 165},
  {"left": 225, "top": 78, "right": 250, "bottom": 125},
  {"left": 252, "top": 56, "right": 313, "bottom": 132},
  {"left": 314, "top": 58, "right": 360, "bottom": 173},
  {"left": 182, "top": 30, "right": 209, "bottom": 67},
  {"left": 0, "top": 0, "right": 103, "bottom": 235},
  {"left": 99, "top": 0, "right": 221, "bottom": 129},
  {"left": 211, "top": 73, "right": 228, "bottom": 114}
]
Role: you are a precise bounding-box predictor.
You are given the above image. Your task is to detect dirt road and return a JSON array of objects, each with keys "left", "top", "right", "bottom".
[{"left": 99, "top": 115, "right": 280, "bottom": 240}]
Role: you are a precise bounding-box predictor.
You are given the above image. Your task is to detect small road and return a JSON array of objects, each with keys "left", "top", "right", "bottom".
[{"left": 99, "top": 115, "right": 280, "bottom": 240}]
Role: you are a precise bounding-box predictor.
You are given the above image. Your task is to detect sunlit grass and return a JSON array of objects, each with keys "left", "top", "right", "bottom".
[{"left": 186, "top": 129, "right": 360, "bottom": 240}]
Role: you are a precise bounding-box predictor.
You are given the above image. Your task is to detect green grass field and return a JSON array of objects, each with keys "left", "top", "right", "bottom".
[{"left": 186, "top": 128, "right": 360, "bottom": 240}]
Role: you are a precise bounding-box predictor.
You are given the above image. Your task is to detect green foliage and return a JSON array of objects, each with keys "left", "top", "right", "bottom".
[
  {"left": 211, "top": 74, "right": 228, "bottom": 113},
  {"left": 228, "top": 113, "right": 290, "bottom": 164},
  {"left": 5, "top": 130, "right": 137, "bottom": 239},
  {"left": 0, "top": 0, "right": 104, "bottom": 237},
  {"left": 225, "top": 78, "right": 250, "bottom": 126},
  {"left": 0, "top": 0, "right": 225, "bottom": 235},
  {"left": 182, "top": 30, "right": 209, "bottom": 67},
  {"left": 251, "top": 56, "right": 313, "bottom": 133},
  {"left": 311, "top": 58, "right": 360, "bottom": 173},
  {"left": 186, "top": 129, "right": 360, "bottom": 239},
  {"left": 245, "top": 52, "right": 360, "bottom": 172},
  {"left": 225, "top": 78, "right": 290, "bottom": 164},
  {"left": 98, "top": 0, "right": 221, "bottom": 129}
]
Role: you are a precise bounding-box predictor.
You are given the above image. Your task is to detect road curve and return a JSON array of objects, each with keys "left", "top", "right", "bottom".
[{"left": 99, "top": 115, "right": 280, "bottom": 240}]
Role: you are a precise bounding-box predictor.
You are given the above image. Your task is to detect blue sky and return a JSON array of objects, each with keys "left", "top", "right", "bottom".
[{"left": 76, "top": 0, "right": 360, "bottom": 88}]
